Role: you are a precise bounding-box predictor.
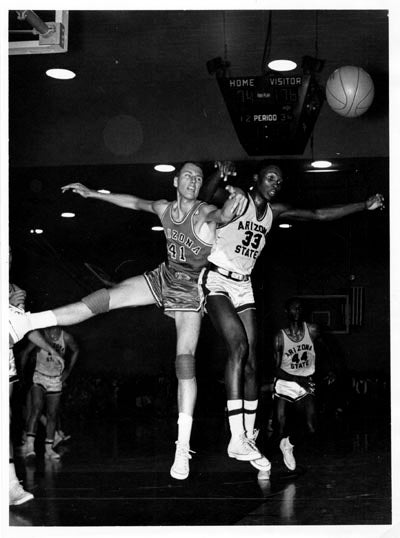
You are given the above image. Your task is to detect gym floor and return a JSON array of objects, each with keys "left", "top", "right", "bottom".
[{"left": 9, "top": 404, "right": 391, "bottom": 529}]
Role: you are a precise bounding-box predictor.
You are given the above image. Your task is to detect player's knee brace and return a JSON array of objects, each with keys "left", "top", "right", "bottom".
[
  {"left": 175, "top": 354, "right": 196, "bottom": 380},
  {"left": 81, "top": 288, "right": 110, "bottom": 314}
]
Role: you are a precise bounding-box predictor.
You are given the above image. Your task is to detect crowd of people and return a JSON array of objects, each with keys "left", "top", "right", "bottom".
[{"left": 8, "top": 160, "right": 385, "bottom": 504}]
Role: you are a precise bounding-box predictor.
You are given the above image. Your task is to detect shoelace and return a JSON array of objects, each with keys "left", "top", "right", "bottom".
[
  {"left": 175, "top": 442, "right": 195, "bottom": 460},
  {"left": 246, "top": 429, "right": 260, "bottom": 450}
]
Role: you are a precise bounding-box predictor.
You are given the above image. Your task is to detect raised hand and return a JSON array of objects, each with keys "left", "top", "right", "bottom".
[
  {"left": 366, "top": 193, "right": 385, "bottom": 211},
  {"left": 9, "top": 288, "right": 26, "bottom": 309},
  {"left": 61, "top": 182, "right": 92, "bottom": 198},
  {"left": 214, "top": 161, "right": 237, "bottom": 182},
  {"left": 225, "top": 185, "right": 247, "bottom": 216}
]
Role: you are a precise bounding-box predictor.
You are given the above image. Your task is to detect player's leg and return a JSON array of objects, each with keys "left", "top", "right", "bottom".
[
  {"left": 10, "top": 275, "right": 157, "bottom": 342},
  {"left": 239, "top": 308, "right": 258, "bottom": 430},
  {"left": 9, "top": 380, "right": 33, "bottom": 506},
  {"left": 286, "top": 394, "right": 316, "bottom": 466},
  {"left": 170, "top": 311, "right": 201, "bottom": 480},
  {"left": 238, "top": 309, "right": 271, "bottom": 476},
  {"left": 25, "top": 384, "right": 45, "bottom": 456},
  {"left": 51, "top": 275, "right": 156, "bottom": 325},
  {"left": 276, "top": 397, "right": 296, "bottom": 471},
  {"left": 44, "top": 391, "right": 62, "bottom": 460},
  {"left": 206, "top": 295, "right": 260, "bottom": 461}
]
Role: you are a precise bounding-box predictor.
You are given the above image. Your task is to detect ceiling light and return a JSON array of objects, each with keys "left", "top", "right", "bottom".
[
  {"left": 154, "top": 164, "right": 175, "bottom": 173},
  {"left": 30, "top": 228, "right": 43, "bottom": 234},
  {"left": 279, "top": 223, "right": 292, "bottom": 229},
  {"left": 97, "top": 189, "right": 110, "bottom": 194},
  {"left": 46, "top": 68, "right": 76, "bottom": 80},
  {"left": 151, "top": 226, "right": 163, "bottom": 231},
  {"left": 268, "top": 60, "right": 297, "bottom": 72},
  {"left": 61, "top": 212, "right": 75, "bottom": 218},
  {"left": 311, "top": 160, "right": 332, "bottom": 169}
]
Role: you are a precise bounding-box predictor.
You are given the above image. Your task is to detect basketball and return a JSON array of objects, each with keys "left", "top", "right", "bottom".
[{"left": 325, "top": 66, "right": 375, "bottom": 118}]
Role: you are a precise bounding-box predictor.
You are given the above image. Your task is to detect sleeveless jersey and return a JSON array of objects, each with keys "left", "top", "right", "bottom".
[
  {"left": 161, "top": 200, "right": 213, "bottom": 278},
  {"left": 35, "top": 331, "right": 66, "bottom": 377},
  {"left": 280, "top": 322, "right": 315, "bottom": 377},
  {"left": 208, "top": 194, "right": 273, "bottom": 275}
]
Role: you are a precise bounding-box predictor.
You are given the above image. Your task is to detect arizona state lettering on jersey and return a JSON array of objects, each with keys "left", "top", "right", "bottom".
[
  {"left": 36, "top": 332, "right": 66, "bottom": 377},
  {"left": 208, "top": 194, "right": 273, "bottom": 275},
  {"left": 161, "top": 200, "right": 213, "bottom": 277},
  {"left": 280, "top": 323, "right": 315, "bottom": 377}
]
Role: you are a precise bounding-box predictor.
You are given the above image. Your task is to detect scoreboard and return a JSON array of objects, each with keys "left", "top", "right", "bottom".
[{"left": 217, "top": 73, "right": 324, "bottom": 155}]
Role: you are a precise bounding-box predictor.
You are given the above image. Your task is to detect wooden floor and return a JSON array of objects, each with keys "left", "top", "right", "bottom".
[{"left": 8, "top": 402, "right": 391, "bottom": 532}]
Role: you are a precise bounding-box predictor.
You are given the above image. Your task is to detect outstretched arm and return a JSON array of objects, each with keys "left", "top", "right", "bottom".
[
  {"left": 200, "top": 185, "right": 248, "bottom": 225},
  {"left": 273, "top": 193, "right": 385, "bottom": 222},
  {"left": 61, "top": 182, "right": 168, "bottom": 215}
]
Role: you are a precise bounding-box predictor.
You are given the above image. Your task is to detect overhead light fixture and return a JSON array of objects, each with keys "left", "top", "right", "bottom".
[
  {"left": 311, "top": 160, "right": 332, "bottom": 169},
  {"left": 151, "top": 226, "right": 164, "bottom": 232},
  {"left": 279, "top": 223, "right": 292, "bottom": 229},
  {"left": 154, "top": 164, "right": 175, "bottom": 173},
  {"left": 61, "top": 212, "right": 75, "bottom": 218},
  {"left": 268, "top": 60, "right": 297, "bottom": 72},
  {"left": 30, "top": 228, "right": 43, "bottom": 234},
  {"left": 46, "top": 68, "right": 76, "bottom": 80},
  {"left": 97, "top": 189, "right": 110, "bottom": 194}
]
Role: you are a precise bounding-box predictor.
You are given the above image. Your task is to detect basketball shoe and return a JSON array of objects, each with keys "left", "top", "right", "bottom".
[
  {"left": 227, "top": 432, "right": 262, "bottom": 461},
  {"left": 170, "top": 441, "right": 194, "bottom": 480},
  {"left": 279, "top": 437, "right": 296, "bottom": 470},
  {"left": 246, "top": 429, "right": 271, "bottom": 478},
  {"left": 9, "top": 481, "right": 34, "bottom": 506}
]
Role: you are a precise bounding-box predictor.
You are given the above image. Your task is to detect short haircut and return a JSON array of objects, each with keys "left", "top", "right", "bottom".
[
  {"left": 177, "top": 161, "right": 204, "bottom": 174},
  {"left": 258, "top": 161, "right": 283, "bottom": 178},
  {"left": 284, "top": 297, "right": 302, "bottom": 311}
]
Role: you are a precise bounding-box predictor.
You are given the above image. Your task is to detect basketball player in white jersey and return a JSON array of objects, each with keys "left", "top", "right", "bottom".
[
  {"left": 21, "top": 326, "right": 79, "bottom": 460},
  {"left": 273, "top": 297, "right": 331, "bottom": 470},
  {"left": 200, "top": 161, "right": 384, "bottom": 478},
  {"left": 8, "top": 162, "right": 247, "bottom": 480}
]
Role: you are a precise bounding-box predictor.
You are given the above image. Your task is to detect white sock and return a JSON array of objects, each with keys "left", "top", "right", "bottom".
[
  {"left": 30, "top": 310, "right": 58, "bottom": 330},
  {"left": 177, "top": 413, "right": 193, "bottom": 446},
  {"left": 227, "top": 399, "right": 244, "bottom": 438},
  {"left": 244, "top": 399, "right": 258, "bottom": 435},
  {"left": 9, "top": 462, "right": 18, "bottom": 485}
]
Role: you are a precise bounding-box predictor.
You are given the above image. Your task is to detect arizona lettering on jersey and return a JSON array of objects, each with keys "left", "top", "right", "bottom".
[
  {"left": 280, "top": 323, "right": 316, "bottom": 377},
  {"left": 161, "top": 200, "right": 213, "bottom": 277},
  {"left": 208, "top": 194, "right": 273, "bottom": 275}
]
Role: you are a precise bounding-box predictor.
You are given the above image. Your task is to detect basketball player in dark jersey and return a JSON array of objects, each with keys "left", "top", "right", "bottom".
[
  {"left": 200, "top": 161, "right": 384, "bottom": 479},
  {"left": 10, "top": 162, "right": 247, "bottom": 480}
]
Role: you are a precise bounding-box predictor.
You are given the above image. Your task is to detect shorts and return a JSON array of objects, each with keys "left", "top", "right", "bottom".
[
  {"left": 9, "top": 348, "right": 18, "bottom": 384},
  {"left": 273, "top": 378, "right": 314, "bottom": 403},
  {"left": 201, "top": 267, "right": 255, "bottom": 313},
  {"left": 32, "top": 371, "right": 62, "bottom": 394},
  {"left": 9, "top": 304, "right": 33, "bottom": 346},
  {"left": 144, "top": 262, "right": 204, "bottom": 318}
]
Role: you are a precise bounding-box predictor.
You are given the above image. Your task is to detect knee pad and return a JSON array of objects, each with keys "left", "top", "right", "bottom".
[
  {"left": 81, "top": 288, "right": 110, "bottom": 314},
  {"left": 175, "top": 354, "right": 196, "bottom": 380}
]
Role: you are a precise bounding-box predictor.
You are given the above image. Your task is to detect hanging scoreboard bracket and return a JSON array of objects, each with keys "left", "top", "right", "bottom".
[{"left": 217, "top": 73, "right": 325, "bottom": 155}]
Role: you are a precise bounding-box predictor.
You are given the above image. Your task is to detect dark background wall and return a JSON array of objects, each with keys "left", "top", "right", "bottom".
[{"left": 9, "top": 158, "right": 390, "bottom": 381}]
